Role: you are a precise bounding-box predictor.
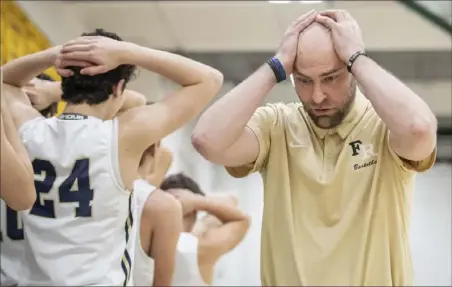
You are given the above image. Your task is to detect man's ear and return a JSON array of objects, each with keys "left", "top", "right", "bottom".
[{"left": 112, "top": 79, "right": 125, "bottom": 97}]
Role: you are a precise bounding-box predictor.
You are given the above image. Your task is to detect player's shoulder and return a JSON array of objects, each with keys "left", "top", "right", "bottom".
[
  {"left": 140, "top": 185, "right": 181, "bottom": 220},
  {"left": 19, "top": 116, "right": 49, "bottom": 138}
]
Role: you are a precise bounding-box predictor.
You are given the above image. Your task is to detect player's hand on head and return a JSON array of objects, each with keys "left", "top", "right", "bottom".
[
  {"left": 315, "top": 10, "right": 365, "bottom": 63},
  {"left": 275, "top": 9, "right": 317, "bottom": 76},
  {"left": 56, "top": 36, "right": 128, "bottom": 77},
  {"left": 169, "top": 189, "right": 200, "bottom": 214}
]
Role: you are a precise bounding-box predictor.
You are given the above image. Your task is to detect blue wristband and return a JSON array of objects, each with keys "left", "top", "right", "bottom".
[{"left": 267, "top": 57, "right": 287, "bottom": 83}]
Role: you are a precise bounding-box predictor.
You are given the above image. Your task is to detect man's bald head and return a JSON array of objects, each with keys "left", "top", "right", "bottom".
[
  {"left": 295, "top": 22, "right": 340, "bottom": 71},
  {"left": 291, "top": 21, "right": 356, "bottom": 130},
  {"left": 298, "top": 22, "right": 333, "bottom": 53}
]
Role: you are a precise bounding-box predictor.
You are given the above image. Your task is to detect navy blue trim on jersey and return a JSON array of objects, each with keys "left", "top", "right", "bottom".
[{"left": 121, "top": 194, "right": 134, "bottom": 286}]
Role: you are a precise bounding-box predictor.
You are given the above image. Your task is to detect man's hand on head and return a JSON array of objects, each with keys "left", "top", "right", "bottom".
[
  {"left": 55, "top": 36, "right": 132, "bottom": 77},
  {"left": 315, "top": 10, "right": 365, "bottom": 63},
  {"left": 275, "top": 9, "right": 318, "bottom": 76}
]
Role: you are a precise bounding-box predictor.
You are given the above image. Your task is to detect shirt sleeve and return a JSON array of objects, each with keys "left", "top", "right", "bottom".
[
  {"left": 386, "top": 130, "right": 437, "bottom": 173},
  {"left": 225, "top": 104, "right": 278, "bottom": 178}
]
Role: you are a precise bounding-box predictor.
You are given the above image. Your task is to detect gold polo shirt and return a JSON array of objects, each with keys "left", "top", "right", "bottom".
[{"left": 226, "top": 91, "right": 436, "bottom": 286}]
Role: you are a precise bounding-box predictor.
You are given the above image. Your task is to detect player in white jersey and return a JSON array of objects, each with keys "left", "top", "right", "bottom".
[
  {"left": 133, "top": 173, "right": 250, "bottom": 286},
  {"left": 1, "top": 75, "right": 59, "bottom": 286},
  {"left": 0, "top": 199, "right": 25, "bottom": 286},
  {"left": 2, "top": 28, "right": 223, "bottom": 285},
  {"left": 132, "top": 143, "right": 182, "bottom": 286}
]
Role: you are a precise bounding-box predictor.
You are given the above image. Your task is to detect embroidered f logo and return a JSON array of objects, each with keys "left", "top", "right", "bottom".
[
  {"left": 349, "top": 140, "right": 377, "bottom": 160},
  {"left": 349, "top": 140, "right": 362, "bottom": 156}
]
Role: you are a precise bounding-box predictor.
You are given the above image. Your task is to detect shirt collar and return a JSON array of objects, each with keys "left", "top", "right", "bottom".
[{"left": 304, "top": 89, "right": 370, "bottom": 140}]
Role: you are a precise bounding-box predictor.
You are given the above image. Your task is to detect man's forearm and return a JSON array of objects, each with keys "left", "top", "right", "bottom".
[
  {"left": 192, "top": 64, "right": 276, "bottom": 152},
  {"left": 1, "top": 47, "right": 59, "bottom": 87},
  {"left": 1, "top": 101, "right": 32, "bottom": 170},
  {"left": 352, "top": 56, "right": 437, "bottom": 138},
  {"left": 193, "top": 196, "right": 248, "bottom": 223},
  {"left": 121, "top": 43, "right": 219, "bottom": 87}
]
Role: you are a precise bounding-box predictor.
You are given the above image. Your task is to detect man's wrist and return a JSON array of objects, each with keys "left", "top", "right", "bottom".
[
  {"left": 191, "top": 196, "right": 208, "bottom": 210},
  {"left": 45, "top": 46, "right": 61, "bottom": 64},
  {"left": 349, "top": 52, "right": 370, "bottom": 75},
  {"left": 119, "top": 42, "right": 143, "bottom": 65}
]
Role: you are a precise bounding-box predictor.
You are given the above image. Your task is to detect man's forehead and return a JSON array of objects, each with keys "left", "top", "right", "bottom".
[{"left": 294, "top": 64, "right": 345, "bottom": 78}]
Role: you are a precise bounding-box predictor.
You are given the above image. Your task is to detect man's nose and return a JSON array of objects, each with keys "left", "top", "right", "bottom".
[{"left": 312, "top": 84, "right": 326, "bottom": 105}]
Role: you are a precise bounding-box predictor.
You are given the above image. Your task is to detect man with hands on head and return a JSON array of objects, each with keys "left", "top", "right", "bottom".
[{"left": 192, "top": 9, "right": 436, "bottom": 286}]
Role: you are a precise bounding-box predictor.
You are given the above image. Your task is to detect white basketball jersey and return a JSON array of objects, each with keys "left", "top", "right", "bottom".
[
  {"left": 0, "top": 200, "right": 25, "bottom": 286},
  {"left": 131, "top": 179, "right": 156, "bottom": 286},
  {"left": 18, "top": 115, "right": 137, "bottom": 286},
  {"left": 173, "top": 232, "right": 207, "bottom": 286}
]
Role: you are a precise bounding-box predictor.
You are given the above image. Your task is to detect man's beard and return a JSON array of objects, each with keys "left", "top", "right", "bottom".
[{"left": 304, "top": 80, "right": 356, "bottom": 129}]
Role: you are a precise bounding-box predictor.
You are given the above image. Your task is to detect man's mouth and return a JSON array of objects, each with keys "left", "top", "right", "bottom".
[{"left": 312, "top": 108, "right": 334, "bottom": 115}]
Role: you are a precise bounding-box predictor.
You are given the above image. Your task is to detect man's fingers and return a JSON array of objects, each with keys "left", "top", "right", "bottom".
[
  {"left": 57, "top": 59, "right": 93, "bottom": 68},
  {"left": 319, "top": 10, "right": 349, "bottom": 22},
  {"left": 63, "top": 39, "right": 96, "bottom": 48},
  {"left": 56, "top": 68, "right": 73, "bottom": 77},
  {"left": 316, "top": 15, "right": 337, "bottom": 30},
  {"left": 61, "top": 44, "right": 95, "bottom": 53},
  {"left": 294, "top": 10, "right": 318, "bottom": 31},
  {"left": 291, "top": 9, "right": 316, "bottom": 27},
  {"left": 80, "top": 65, "right": 108, "bottom": 76},
  {"left": 60, "top": 51, "right": 94, "bottom": 62}
]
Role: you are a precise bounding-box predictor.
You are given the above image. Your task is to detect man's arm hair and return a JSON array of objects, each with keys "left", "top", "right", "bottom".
[
  {"left": 352, "top": 56, "right": 436, "bottom": 163},
  {"left": 191, "top": 64, "right": 276, "bottom": 166}
]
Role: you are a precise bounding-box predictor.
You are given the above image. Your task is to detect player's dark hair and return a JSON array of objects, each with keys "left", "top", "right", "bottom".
[
  {"left": 160, "top": 173, "right": 205, "bottom": 196},
  {"left": 39, "top": 103, "right": 58, "bottom": 118},
  {"left": 36, "top": 73, "right": 54, "bottom": 82},
  {"left": 35, "top": 73, "right": 58, "bottom": 118},
  {"left": 61, "top": 28, "right": 137, "bottom": 105}
]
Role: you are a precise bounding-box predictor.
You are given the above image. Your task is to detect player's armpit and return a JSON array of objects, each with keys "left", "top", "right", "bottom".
[
  {"left": 2, "top": 83, "right": 42, "bottom": 129},
  {"left": 145, "top": 190, "right": 182, "bottom": 287},
  {"left": 117, "top": 71, "right": 222, "bottom": 158}
]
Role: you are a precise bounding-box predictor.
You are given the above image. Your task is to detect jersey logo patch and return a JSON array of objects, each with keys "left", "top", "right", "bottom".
[
  {"left": 349, "top": 140, "right": 378, "bottom": 171},
  {"left": 59, "top": 113, "right": 88, "bottom": 120}
]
